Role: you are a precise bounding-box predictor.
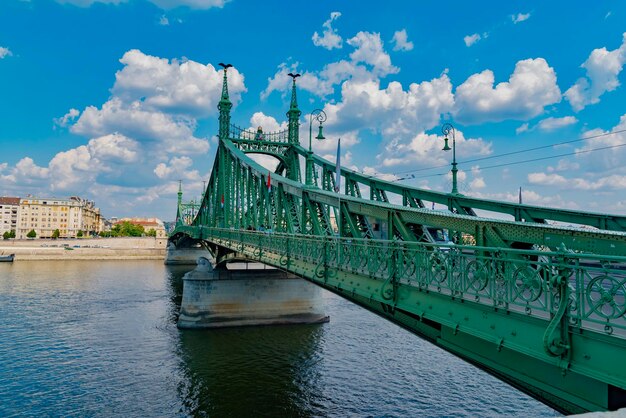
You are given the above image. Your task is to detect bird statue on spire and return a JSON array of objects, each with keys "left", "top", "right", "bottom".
[
  {"left": 219, "top": 63, "right": 233, "bottom": 70},
  {"left": 287, "top": 72, "right": 301, "bottom": 80}
]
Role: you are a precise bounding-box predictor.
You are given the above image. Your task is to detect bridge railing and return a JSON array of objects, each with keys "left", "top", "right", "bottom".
[
  {"left": 229, "top": 124, "right": 290, "bottom": 143},
  {"left": 205, "top": 227, "right": 626, "bottom": 337}
]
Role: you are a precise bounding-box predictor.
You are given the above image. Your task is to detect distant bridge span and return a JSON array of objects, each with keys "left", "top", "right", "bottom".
[{"left": 170, "top": 67, "right": 626, "bottom": 414}]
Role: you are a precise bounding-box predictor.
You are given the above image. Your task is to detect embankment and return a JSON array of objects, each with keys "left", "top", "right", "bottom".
[{"left": 0, "top": 237, "right": 167, "bottom": 260}]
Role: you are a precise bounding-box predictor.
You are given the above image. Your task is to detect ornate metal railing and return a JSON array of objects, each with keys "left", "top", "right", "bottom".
[
  {"left": 178, "top": 201, "right": 202, "bottom": 227},
  {"left": 205, "top": 227, "right": 626, "bottom": 336},
  {"left": 229, "top": 124, "right": 290, "bottom": 143}
]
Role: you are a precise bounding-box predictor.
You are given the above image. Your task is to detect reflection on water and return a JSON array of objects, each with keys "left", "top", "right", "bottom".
[
  {"left": 0, "top": 261, "right": 558, "bottom": 417},
  {"left": 178, "top": 325, "right": 325, "bottom": 417},
  {"left": 166, "top": 265, "right": 326, "bottom": 417}
]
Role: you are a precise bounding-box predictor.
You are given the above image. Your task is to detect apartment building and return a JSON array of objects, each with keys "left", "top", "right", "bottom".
[
  {"left": 0, "top": 197, "right": 20, "bottom": 236},
  {"left": 17, "top": 196, "right": 102, "bottom": 239}
]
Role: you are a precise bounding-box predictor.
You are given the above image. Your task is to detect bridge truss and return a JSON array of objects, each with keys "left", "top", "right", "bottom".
[{"left": 170, "top": 67, "right": 626, "bottom": 414}]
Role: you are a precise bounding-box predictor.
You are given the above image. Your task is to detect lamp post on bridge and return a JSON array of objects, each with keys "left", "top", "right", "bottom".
[
  {"left": 441, "top": 123, "right": 459, "bottom": 195},
  {"left": 306, "top": 109, "right": 326, "bottom": 186}
]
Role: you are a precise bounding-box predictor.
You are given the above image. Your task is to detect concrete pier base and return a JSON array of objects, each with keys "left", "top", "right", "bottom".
[
  {"left": 164, "top": 242, "right": 211, "bottom": 265},
  {"left": 178, "top": 257, "right": 329, "bottom": 329}
]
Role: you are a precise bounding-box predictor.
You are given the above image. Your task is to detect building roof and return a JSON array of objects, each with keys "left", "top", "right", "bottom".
[{"left": 0, "top": 197, "right": 20, "bottom": 206}]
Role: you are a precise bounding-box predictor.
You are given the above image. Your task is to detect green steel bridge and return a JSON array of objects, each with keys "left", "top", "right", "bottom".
[{"left": 169, "top": 66, "right": 626, "bottom": 415}]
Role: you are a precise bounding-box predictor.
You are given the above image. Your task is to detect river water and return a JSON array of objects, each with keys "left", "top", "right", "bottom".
[{"left": 0, "top": 260, "right": 558, "bottom": 417}]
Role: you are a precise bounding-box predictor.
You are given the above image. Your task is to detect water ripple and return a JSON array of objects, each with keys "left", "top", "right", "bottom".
[{"left": 0, "top": 261, "right": 558, "bottom": 417}]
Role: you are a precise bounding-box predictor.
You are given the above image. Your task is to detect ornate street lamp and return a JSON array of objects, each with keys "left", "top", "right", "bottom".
[
  {"left": 306, "top": 109, "right": 326, "bottom": 185},
  {"left": 441, "top": 123, "right": 459, "bottom": 195}
]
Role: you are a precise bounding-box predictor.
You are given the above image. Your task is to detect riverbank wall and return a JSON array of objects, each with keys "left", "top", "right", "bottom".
[{"left": 0, "top": 237, "right": 167, "bottom": 260}]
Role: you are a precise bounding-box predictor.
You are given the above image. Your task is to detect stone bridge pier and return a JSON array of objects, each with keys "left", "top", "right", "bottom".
[
  {"left": 178, "top": 257, "right": 329, "bottom": 329},
  {"left": 164, "top": 236, "right": 211, "bottom": 265}
]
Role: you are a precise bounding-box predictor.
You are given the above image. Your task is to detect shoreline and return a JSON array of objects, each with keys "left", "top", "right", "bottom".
[{"left": 0, "top": 237, "right": 167, "bottom": 261}]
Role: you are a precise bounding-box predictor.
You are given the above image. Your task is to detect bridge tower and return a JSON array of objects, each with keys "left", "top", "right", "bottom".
[
  {"left": 175, "top": 64, "right": 328, "bottom": 328},
  {"left": 283, "top": 75, "right": 302, "bottom": 183},
  {"left": 218, "top": 63, "right": 232, "bottom": 139}
]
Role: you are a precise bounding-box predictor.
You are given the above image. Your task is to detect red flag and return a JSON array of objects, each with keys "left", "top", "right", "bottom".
[
  {"left": 220, "top": 195, "right": 224, "bottom": 208},
  {"left": 267, "top": 171, "right": 272, "bottom": 193}
]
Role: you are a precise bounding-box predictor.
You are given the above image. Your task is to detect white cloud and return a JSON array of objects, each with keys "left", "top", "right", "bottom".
[
  {"left": 14, "top": 157, "right": 50, "bottom": 182},
  {"left": 565, "top": 32, "right": 626, "bottom": 111},
  {"left": 527, "top": 114, "right": 626, "bottom": 196},
  {"left": 464, "top": 33, "right": 482, "bottom": 47},
  {"left": 512, "top": 13, "right": 531, "bottom": 24},
  {"left": 470, "top": 177, "right": 486, "bottom": 189},
  {"left": 573, "top": 113, "right": 626, "bottom": 172},
  {"left": 454, "top": 58, "right": 561, "bottom": 124},
  {"left": 0, "top": 46, "right": 12, "bottom": 59},
  {"left": 391, "top": 29, "right": 414, "bottom": 52},
  {"left": 2, "top": 133, "right": 142, "bottom": 192},
  {"left": 112, "top": 49, "right": 245, "bottom": 118},
  {"left": 516, "top": 123, "right": 529, "bottom": 134},
  {"left": 248, "top": 154, "right": 281, "bottom": 172},
  {"left": 325, "top": 73, "right": 454, "bottom": 138},
  {"left": 248, "top": 112, "right": 286, "bottom": 133},
  {"left": 546, "top": 159, "right": 580, "bottom": 172},
  {"left": 528, "top": 172, "right": 626, "bottom": 191},
  {"left": 71, "top": 97, "right": 209, "bottom": 156},
  {"left": 527, "top": 172, "right": 567, "bottom": 187},
  {"left": 380, "top": 129, "right": 492, "bottom": 170},
  {"left": 361, "top": 166, "right": 397, "bottom": 182},
  {"left": 312, "top": 12, "right": 343, "bottom": 50},
  {"left": 313, "top": 131, "right": 359, "bottom": 154},
  {"left": 347, "top": 31, "right": 399, "bottom": 77},
  {"left": 55, "top": 0, "right": 227, "bottom": 9},
  {"left": 88, "top": 133, "right": 139, "bottom": 163},
  {"left": 54, "top": 108, "right": 80, "bottom": 128},
  {"left": 154, "top": 156, "right": 200, "bottom": 180},
  {"left": 67, "top": 49, "right": 248, "bottom": 158},
  {"left": 262, "top": 31, "right": 397, "bottom": 100},
  {"left": 537, "top": 116, "right": 577, "bottom": 131}
]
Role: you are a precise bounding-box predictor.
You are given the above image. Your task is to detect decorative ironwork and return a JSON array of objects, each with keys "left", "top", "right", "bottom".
[
  {"left": 586, "top": 275, "right": 626, "bottom": 319},
  {"left": 230, "top": 124, "right": 290, "bottom": 143},
  {"left": 169, "top": 71, "right": 626, "bottom": 414},
  {"left": 190, "top": 227, "right": 626, "bottom": 335}
]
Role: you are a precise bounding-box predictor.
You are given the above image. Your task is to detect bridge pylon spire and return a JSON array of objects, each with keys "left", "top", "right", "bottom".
[
  {"left": 287, "top": 72, "right": 301, "bottom": 145},
  {"left": 175, "top": 180, "right": 183, "bottom": 224},
  {"left": 218, "top": 63, "right": 233, "bottom": 139}
]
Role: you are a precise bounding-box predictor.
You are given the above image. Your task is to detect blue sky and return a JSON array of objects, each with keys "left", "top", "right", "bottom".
[{"left": 1, "top": 0, "right": 625, "bottom": 220}]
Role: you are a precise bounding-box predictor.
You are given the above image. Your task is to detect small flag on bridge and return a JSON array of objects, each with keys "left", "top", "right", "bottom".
[
  {"left": 221, "top": 195, "right": 224, "bottom": 208},
  {"left": 267, "top": 171, "right": 272, "bottom": 193},
  {"left": 334, "top": 138, "right": 341, "bottom": 192}
]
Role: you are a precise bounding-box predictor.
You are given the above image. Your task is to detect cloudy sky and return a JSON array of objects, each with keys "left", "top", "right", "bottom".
[{"left": 1, "top": 1, "right": 625, "bottom": 220}]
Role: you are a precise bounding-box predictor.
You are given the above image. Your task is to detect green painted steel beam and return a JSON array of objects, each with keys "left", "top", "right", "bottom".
[
  {"left": 298, "top": 147, "right": 626, "bottom": 232},
  {"left": 217, "top": 139, "right": 626, "bottom": 255}
]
